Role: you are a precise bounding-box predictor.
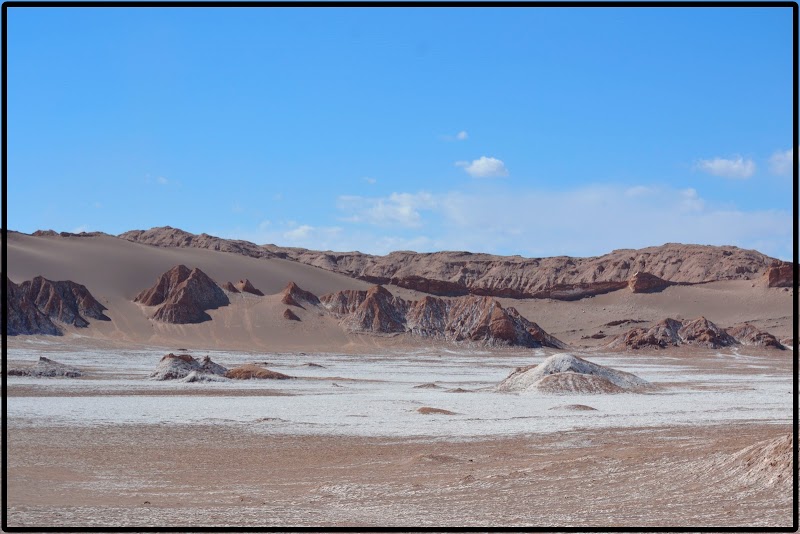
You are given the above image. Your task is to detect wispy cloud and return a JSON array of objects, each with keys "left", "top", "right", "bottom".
[
  {"left": 362, "top": 177, "right": 377, "bottom": 185},
  {"left": 337, "top": 192, "right": 437, "bottom": 228},
  {"left": 769, "top": 148, "right": 794, "bottom": 176},
  {"left": 695, "top": 155, "right": 755, "bottom": 179},
  {"left": 455, "top": 156, "right": 509, "bottom": 178},
  {"left": 329, "top": 185, "right": 790, "bottom": 259},
  {"left": 441, "top": 130, "right": 469, "bottom": 142}
]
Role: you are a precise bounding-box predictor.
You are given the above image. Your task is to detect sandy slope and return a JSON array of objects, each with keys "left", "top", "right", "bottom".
[
  {"left": 5, "top": 231, "right": 794, "bottom": 351},
  {"left": 6, "top": 232, "right": 371, "bottom": 350}
]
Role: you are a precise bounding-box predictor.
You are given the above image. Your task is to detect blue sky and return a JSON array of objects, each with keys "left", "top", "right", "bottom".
[{"left": 6, "top": 6, "right": 795, "bottom": 259}]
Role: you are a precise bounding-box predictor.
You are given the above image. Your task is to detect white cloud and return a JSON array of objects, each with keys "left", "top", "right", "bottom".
[
  {"left": 455, "top": 156, "right": 509, "bottom": 178},
  {"left": 441, "top": 130, "right": 469, "bottom": 142},
  {"left": 362, "top": 177, "right": 377, "bottom": 185},
  {"left": 156, "top": 176, "right": 169, "bottom": 185},
  {"left": 769, "top": 148, "right": 794, "bottom": 176},
  {"left": 338, "top": 192, "right": 437, "bottom": 228},
  {"left": 695, "top": 155, "right": 755, "bottom": 179}
]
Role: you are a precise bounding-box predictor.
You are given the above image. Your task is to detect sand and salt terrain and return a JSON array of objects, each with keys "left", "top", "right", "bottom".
[{"left": 4, "top": 229, "right": 795, "bottom": 528}]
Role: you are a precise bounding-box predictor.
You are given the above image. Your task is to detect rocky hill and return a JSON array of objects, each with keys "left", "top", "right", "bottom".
[
  {"left": 611, "top": 317, "right": 785, "bottom": 350},
  {"left": 134, "top": 265, "right": 229, "bottom": 324},
  {"left": 319, "top": 284, "right": 567, "bottom": 348},
  {"left": 6, "top": 275, "right": 110, "bottom": 335},
  {"left": 118, "top": 226, "right": 785, "bottom": 301}
]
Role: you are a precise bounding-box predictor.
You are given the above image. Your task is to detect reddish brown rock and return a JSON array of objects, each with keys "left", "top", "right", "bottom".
[
  {"left": 319, "top": 289, "right": 368, "bottom": 315},
  {"left": 225, "top": 364, "right": 292, "bottom": 380},
  {"left": 612, "top": 318, "right": 683, "bottom": 350},
  {"left": 765, "top": 262, "right": 794, "bottom": 288},
  {"left": 222, "top": 281, "right": 240, "bottom": 293},
  {"left": 6, "top": 277, "right": 62, "bottom": 336},
  {"left": 134, "top": 265, "right": 229, "bottom": 324},
  {"left": 726, "top": 323, "right": 785, "bottom": 350},
  {"left": 235, "top": 279, "right": 264, "bottom": 296},
  {"left": 13, "top": 276, "right": 109, "bottom": 328},
  {"left": 283, "top": 308, "right": 300, "bottom": 321},
  {"left": 628, "top": 272, "right": 671, "bottom": 293},
  {"left": 280, "top": 282, "right": 320, "bottom": 308},
  {"left": 677, "top": 316, "right": 737, "bottom": 348},
  {"left": 341, "top": 285, "right": 408, "bottom": 333},
  {"left": 121, "top": 227, "right": 780, "bottom": 301}
]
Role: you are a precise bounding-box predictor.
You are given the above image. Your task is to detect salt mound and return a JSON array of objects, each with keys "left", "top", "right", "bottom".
[
  {"left": 497, "top": 353, "right": 649, "bottom": 394},
  {"left": 181, "top": 371, "right": 229, "bottom": 383},
  {"left": 7, "top": 356, "right": 82, "bottom": 378},
  {"left": 150, "top": 353, "right": 228, "bottom": 381}
]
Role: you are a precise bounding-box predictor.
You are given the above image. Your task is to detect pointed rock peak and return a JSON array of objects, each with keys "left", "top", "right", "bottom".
[
  {"left": 366, "top": 285, "right": 394, "bottom": 299},
  {"left": 222, "top": 281, "right": 240, "bottom": 293},
  {"left": 281, "top": 282, "right": 320, "bottom": 307},
  {"left": 235, "top": 278, "right": 264, "bottom": 296},
  {"left": 283, "top": 308, "right": 301, "bottom": 321}
]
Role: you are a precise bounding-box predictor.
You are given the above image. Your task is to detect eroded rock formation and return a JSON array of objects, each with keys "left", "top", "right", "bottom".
[
  {"left": 6, "top": 276, "right": 109, "bottom": 335},
  {"left": 281, "top": 282, "right": 321, "bottom": 308},
  {"left": 321, "top": 285, "right": 567, "bottom": 348},
  {"left": 628, "top": 271, "right": 672, "bottom": 293},
  {"left": 612, "top": 317, "right": 783, "bottom": 350},
  {"left": 726, "top": 323, "right": 785, "bottom": 349},
  {"left": 235, "top": 279, "right": 264, "bottom": 296},
  {"left": 134, "top": 265, "right": 229, "bottom": 324}
]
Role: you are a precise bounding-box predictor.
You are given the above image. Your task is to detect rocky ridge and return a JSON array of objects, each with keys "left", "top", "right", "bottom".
[
  {"left": 612, "top": 317, "right": 785, "bottom": 350},
  {"left": 320, "top": 285, "right": 567, "bottom": 348},
  {"left": 117, "top": 226, "right": 783, "bottom": 301}
]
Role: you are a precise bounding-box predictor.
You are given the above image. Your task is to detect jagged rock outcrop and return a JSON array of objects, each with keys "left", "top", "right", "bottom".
[
  {"left": 6, "top": 277, "right": 62, "bottom": 336},
  {"left": 612, "top": 316, "right": 780, "bottom": 350},
  {"left": 119, "top": 227, "right": 779, "bottom": 301},
  {"left": 497, "top": 354, "right": 650, "bottom": 394},
  {"left": 150, "top": 353, "right": 228, "bottom": 381},
  {"left": 6, "top": 276, "right": 109, "bottom": 335},
  {"left": 726, "top": 323, "right": 785, "bottom": 350},
  {"left": 7, "top": 356, "right": 82, "bottom": 378},
  {"left": 319, "top": 289, "right": 367, "bottom": 315},
  {"left": 765, "top": 262, "right": 794, "bottom": 288},
  {"left": 19, "top": 276, "right": 110, "bottom": 327},
  {"left": 222, "top": 281, "right": 240, "bottom": 293},
  {"left": 341, "top": 285, "right": 408, "bottom": 333},
  {"left": 628, "top": 271, "right": 672, "bottom": 293},
  {"left": 283, "top": 308, "right": 300, "bottom": 321},
  {"left": 235, "top": 279, "right": 264, "bottom": 296},
  {"left": 677, "top": 316, "right": 737, "bottom": 348},
  {"left": 134, "top": 265, "right": 229, "bottom": 324},
  {"left": 281, "top": 282, "right": 321, "bottom": 308},
  {"left": 612, "top": 318, "right": 684, "bottom": 349},
  {"left": 321, "top": 285, "right": 566, "bottom": 348}
]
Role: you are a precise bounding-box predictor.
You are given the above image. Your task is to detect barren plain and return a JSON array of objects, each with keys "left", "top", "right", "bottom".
[{"left": 4, "top": 229, "right": 795, "bottom": 528}]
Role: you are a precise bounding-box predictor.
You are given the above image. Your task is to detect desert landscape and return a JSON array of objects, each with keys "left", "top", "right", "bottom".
[{"left": 3, "top": 227, "right": 795, "bottom": 527}]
